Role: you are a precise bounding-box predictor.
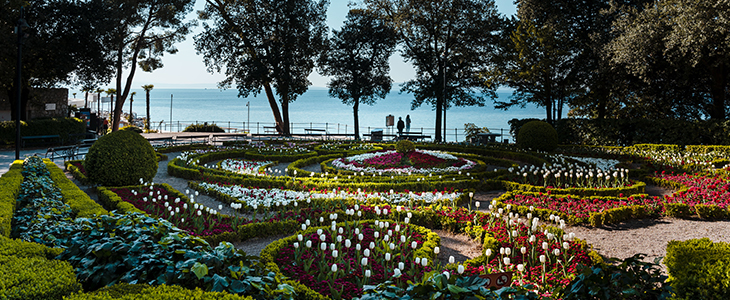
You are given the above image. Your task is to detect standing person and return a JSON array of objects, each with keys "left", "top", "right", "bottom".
[
  {"left": 397, "top": 117, "right": 405, "bottom": 136},
  {"left": 406, "top": 115, "right": 411, "bottom": 132}
]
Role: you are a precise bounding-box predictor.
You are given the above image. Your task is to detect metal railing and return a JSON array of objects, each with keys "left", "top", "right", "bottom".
[{"left": 151, "top": 120, "right": 511, "bottom": 143}]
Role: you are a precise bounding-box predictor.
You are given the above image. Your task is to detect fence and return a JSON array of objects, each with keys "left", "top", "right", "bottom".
[{"left": 151, "top": 120, "right": 511, "bottom": 143}]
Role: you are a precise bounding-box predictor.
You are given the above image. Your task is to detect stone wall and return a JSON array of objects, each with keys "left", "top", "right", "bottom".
[{"left": 0, "top": 88, "right": 69, "bottom": 121}]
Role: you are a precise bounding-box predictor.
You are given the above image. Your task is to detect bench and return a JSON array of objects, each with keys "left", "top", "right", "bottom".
[
  {"left": 363, "top": 133, "right": 398, "bottom": 142},
  {"left": 475, "top": 132, "right": 501, "bottom": 144},
  {"left": 263, "top": 126, "right": 278, "bottom": 134},
  {"left": 147, "top": 136, "right": 174, "bottom": 147},
  {"left": 45, "top": 145, "right": 78, "bottom": 161},
  {"left": 21, "top": 135, "right": 60, "bottom": 147},
  {"left": 398, "top": 134, "right": 430, "bottom": 141}
]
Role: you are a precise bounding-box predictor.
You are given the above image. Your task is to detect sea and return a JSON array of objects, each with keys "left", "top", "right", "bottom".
[{"left": 82, "top": 87, "right": 550, "bottom": 142}]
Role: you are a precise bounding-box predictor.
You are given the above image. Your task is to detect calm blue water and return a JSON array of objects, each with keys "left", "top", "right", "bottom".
[{"left": 92, "top": 88, "right": 551, "bottom": 142}]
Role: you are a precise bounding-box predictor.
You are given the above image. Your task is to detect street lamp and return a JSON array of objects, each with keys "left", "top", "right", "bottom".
[{"left": 14, "top": 7, "right": 30, "bottom": 160}]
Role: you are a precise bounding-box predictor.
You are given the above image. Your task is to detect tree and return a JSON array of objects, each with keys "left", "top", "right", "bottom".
[
  {"left": 364, "top": 0, "right": 504, "bottom": 142},
  {"left": 487, "top": 19, "right": 579, "bottom": 123},
  {"left": 608, "top": 0, "right": 730, "bottom": 119},
  {"left": 195, "top": 0, "right": 329, "bottom": 136},
  {"left": 1, "top": 0, "right": 116, "bottom": 121},
  {"left": 142, "top": 84, "right": 154, "bottom": 131},
  {"left": 318, "top": 9, "right": 397, "bottom": 140},
  {"left": 107, "top": 0, "right": 195, "bottom": 132},
  {"left": 105, "top": 88, "right": 117, "bottom": 116},
  {"left": 129, "top": 91, "right": 136, "bottom": 123}
]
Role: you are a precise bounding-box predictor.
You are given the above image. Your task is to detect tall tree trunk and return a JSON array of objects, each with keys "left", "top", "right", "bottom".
[
  {"left": 281, "top": 97, "right": 290, "bottom": 136},
  {"left": 145, "top": 92, "right": 151, "bottom": 131},
  {"left": 353, "top": 97, "right": 360, "bottom": 140},
  {"left": 263, "top": 84, "right": 285, "bottom": 134}
]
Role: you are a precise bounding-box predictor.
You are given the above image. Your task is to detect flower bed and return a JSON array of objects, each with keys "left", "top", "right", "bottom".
[
  {"left": 331, "top": 150, "right": 477, "bottom": 174},
  {"left": 658, "top": 172, "right": 730, "bottom": 210},
  {"left": 219, "top": 158, "right": 275, "bottom": 175},
  {"left": 266, "top": 219, "right": 438, "bottom": 300},
  {"left": 108, "top": 184, "right": 243, "bottom": 236},
  {"left": 495, "top": 192, "right": 664, "bottom": 223}
]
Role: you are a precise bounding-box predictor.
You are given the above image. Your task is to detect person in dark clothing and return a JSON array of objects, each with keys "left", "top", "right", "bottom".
[
  {"left": 397, "top": 117, "right": 405, "bottom": 135},
  {"left": 406, "top": 115, "right": 411, "bottom": 132}
]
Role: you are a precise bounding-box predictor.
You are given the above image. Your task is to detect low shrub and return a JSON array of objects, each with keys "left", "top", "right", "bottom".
[
  {"left": 665, "top": 238, "right": 730, "bottom": 300},
  {"left": 0, "top": 161, "right": 23, "bottom": 237},
  {"left": 665, "top": 203, "right": 691, "bottom": 218},
  {"left": 395, "top": 140, "right": 415, "bottom": 153},
  {"left": 694, "top": 204, "right": 728, "bottom": 220},
  {"left": 45, "top": 159, "right": 107, "bottom": 218},
  {"left": 65, "top": 284, "right": 254, "bottom": 300},
  {"left": 517, "top": 120, "right": 558, "bottom": 152},
  {"left": 85, "top": 130, "right": 158, "bottom": 186},
  {"left": 0, "top": 255, "right": 82, "bottom": 300},
  {"left": 183, "top": 122, "right": 225, "bottom": 132}
]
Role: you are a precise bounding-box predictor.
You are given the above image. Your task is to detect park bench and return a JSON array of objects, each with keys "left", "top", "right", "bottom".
[
  {"left": 263, "top": 126, "right": 278, "bottom": 134},
  {"left": 147, "top": 136, "right": 174, "bottom": 147},
  {"left": 44, "top": 145, "right": 78, "bottom": 161},
  {"left": 363, "top": 133, "right": 397, "bottom": 142},
  {"left": 398, "top": 131, "right": 430, "bottom": 141},
  {"left": 475, "top": 132, "right": 501, "bottom": 144}
]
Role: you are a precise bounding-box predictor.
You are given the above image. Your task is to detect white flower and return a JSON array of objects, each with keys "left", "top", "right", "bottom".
[
  {"left": 458, "top": 264, "right": 465, "bottom": 274},
  {"left": 563, "top": 242, "right": 570, "bottom": 250},
  {"left": 449, "top": 256, "right": 455, "bottom": 264},
  {"left": 365, "top": 270, "right": 371, "bottom": 277},
  {"left": 332, "top": 250, "right": 338, "bottom": 258},
  {"left": 517, "top": 264, "right": 525, "bottom": 272},
  {"left": 421, "top": 258, "right": 428, "bottom": 266},
  {"left": 539, "top": 255, "right": 546, "bottom": 263},
  {"left": 306, "top": 241, "right": 312, "bottom": 248},
  {"left": 361, "top": 257, "right": 368, "bottom": 266},
  {"left": 364, "top": 249, "right": 370, "bottom": 257},
  {"left": 331, "top": 264, "right": 338, "bottom": 273},
  {"left": 503, "top": 257, "right": 511, "bottom": 265},
  {"left": 434, "top": 247, "right": 440, "bottom": 254}
]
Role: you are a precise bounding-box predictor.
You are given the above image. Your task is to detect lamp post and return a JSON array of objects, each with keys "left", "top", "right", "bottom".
[
  {"left": 169, "top": 94, "right": 173, "bottom": 132},
  {"left": 14, "top": 7, "right": 29, "bottom": 160},
  {"left": 246, "top": 101, "right": 250, "bottom": 133}
]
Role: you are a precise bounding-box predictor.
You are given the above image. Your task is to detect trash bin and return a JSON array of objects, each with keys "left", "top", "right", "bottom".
[{"left": 371, "top": 129, "right": 383, "bottom": 142}]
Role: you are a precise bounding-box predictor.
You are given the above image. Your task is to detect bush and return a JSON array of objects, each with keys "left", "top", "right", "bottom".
[
  {"left": 85, "top": 130, "right": 158, "bottom": 186},
  {"left": 120, "top": 125, "right": 143, "bottom": 133},
  {"left": 184, "top": 122, "right": 225, "bottom": 133},
  {"left": 517, "top": 120, "right": 558, "bottom": 152},
  {"left": 0, "top": 161, "right": 23, "bottom": 237},
  {"left": 665, "top": 238, "right": 730, "bottom": 300},
  {"left": 0, "top": 254, "right": 82, "bottom": 300},
  {"left": 395, "top": 140, "right": 415, "bottom": 153},
  {"left": 65, "top": 284, "right": 254, "bottom": 300}
]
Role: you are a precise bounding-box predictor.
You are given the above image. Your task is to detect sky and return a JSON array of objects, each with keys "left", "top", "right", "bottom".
[{"left": 95, "top": 0, "right": 517, "bottom": 91}]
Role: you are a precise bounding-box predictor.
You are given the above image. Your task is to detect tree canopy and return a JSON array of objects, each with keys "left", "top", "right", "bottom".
[
  {"left": 195, "top": 0, "right": 329, "bottom": 135},
  {"left": 318, "top": 9, "right": 397, "bottom": 140},
  {"left": 364, "top": 0, "right": 504, "bottom": 142}
]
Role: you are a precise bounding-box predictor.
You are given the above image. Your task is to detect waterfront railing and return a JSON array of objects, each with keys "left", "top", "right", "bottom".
[{"left": 149, "top": 120, "right": 511, "bottom": 143}]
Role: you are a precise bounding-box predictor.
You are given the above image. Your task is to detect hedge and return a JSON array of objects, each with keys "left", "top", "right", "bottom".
[
  {"left": 0, "top": 117, "right": 86, "bottom": 146},
  {"left": 64, "top": 284, "right": 254, "bottom": 300},
  {"left": 0, "top": 236, "right": 81, "bottom": 300},
  {"left": 0, "top": 161, "right": 23, "bottom": 237},
  {"left": 44, "top": 159, "right": 108, "bottom": 218},
  {"left": 501, "top": 180, "right": 647, "bottom": 198},
  {"left": 665, "top": 238, "right": 730, "bottom": 300}
]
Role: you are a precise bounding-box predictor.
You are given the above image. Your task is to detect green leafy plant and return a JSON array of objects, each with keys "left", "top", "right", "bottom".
[
  {"left": 184, "top": 122, "right": 226, "bottom": 132},
  {"left": 395, "top": 140, "right": 415, "bottom": 154},
  {"left": 560, "top": 254, "right": 671, "bottom": 300}
]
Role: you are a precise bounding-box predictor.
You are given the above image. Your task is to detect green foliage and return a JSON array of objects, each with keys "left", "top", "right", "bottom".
[
  {"left": 560, "top": 254, "right": 671, "bottom": 300},
  {"left": 395, "top": 139, "right": 415, "bottom": 154},
  {"left": 96, "top": 187, "right": 146, "bottom": 215},
  {"left": 0, "top": 254, "right": 82, "bottom": 300},
  {"left": 517, "top": 120, "right": 558, "bottom": 152},
  {"left": 183, "top": 122, "right": 225, "bottom": 133},
  {"left": 0, "top": 235, "right": 63, "bottom": 260},
  {"left": 664, "top": 203, "right": 691, "bottom": 218},
  {"left": 65, "top": 284, "right": 254, "bottom": 300},
  {"left": 120, "top": 125, "right": 143, "bottom": 133},
  {"left": 0, "top": 118, "right": 86, "bottom": 145},
  {"left": 665, "top": 238, "right": 730, "bottom": 300},
  {"left": 357, "top": 272, "right": 541, "bottom": 300},
  {"left": 694, "top": 204, "right": 728, "bottom": 220},
  {"left": 0, "top": 161, "right": 23, "bottom": 237},
  {"left": 464, "top": 123, "right": 490, "bottom": 143},
  {"left": 85, "top": 129, "right": 158, "bottom": 186}
]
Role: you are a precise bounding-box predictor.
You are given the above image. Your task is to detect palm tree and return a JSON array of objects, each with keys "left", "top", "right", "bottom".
[
  {"left": 142, "top": 84, "right": 154, "bottom": 131},
  {"left": 81, "top": 87, "right": 92, "bottom": 108},
  {"left": 95, "top": 88, "right": 104, "bottom": 114},
  {"left": 129, "top": 92, "right": 136, "bottom": 123},
  {"left": 105, "top": 88, "right": 117, "bottom": 116}
]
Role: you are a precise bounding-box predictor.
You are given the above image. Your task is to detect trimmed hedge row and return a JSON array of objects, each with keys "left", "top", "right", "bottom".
[
  {"left": 65, "top": 284, "right": 254, "bottom": 300},
  {"left": 0, "top": 161, "right": 23, "bottom": 237},
  {"left": 665, "top": 238, "right": 730, "bottom": 300},
  {"left": 45, "top": 159, "right": 107, "bottom": 218},
  {"left": 501, "top": 180, "right": 647, "bottom": 198},
  {"left": 0, "top": 118, "right": 86, "bottom": 145},
  {"left": 0, "top": 236, "right": 81, "bottom": 300}
]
